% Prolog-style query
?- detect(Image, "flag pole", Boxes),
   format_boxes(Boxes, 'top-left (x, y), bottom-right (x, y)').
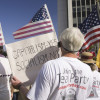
top-left (45, 4), bottom-right (56, 34)
top-left (96, 0), bottom-right (100, 71)
top-left (44, 4), bottom-right (58, 40)
top-left (96, 0), bottom-right (100, 18)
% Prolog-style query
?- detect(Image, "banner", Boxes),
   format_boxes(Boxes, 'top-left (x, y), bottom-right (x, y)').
top-left (6, 33), bottom-right (60, 85)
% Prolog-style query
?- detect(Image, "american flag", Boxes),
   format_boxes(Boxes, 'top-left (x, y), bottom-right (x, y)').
top-left (79, 4), bottom-right (100, 51)
top-left (13, 4), bottom-right (54, 39)
top-left (0, 23), bottom-right (5, 46)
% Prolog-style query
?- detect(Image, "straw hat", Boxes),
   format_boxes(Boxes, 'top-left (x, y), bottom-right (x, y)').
top-left (80, 52), bottom-right (96, 63)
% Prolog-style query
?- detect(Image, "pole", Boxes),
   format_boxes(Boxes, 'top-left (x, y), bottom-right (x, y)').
top-left (96, 0), bottom-right (100, 18)
top-left (96, 0), bottom-right (100, 54)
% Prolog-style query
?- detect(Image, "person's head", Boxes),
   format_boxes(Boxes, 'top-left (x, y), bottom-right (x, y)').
top-left (80, 51), bottom-right (97, 71)
top-left (0, 46), bottom-right (3, 54)
top-left (59, 27), bottom-right (85, 55)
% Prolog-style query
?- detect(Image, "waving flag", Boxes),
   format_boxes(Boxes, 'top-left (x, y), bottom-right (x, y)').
top-left (13, 4), bottom-right (54, 39)
top-left (79, 4), bottom-right (100, 51)
top-left (0, 23), bottom-right (5, 46)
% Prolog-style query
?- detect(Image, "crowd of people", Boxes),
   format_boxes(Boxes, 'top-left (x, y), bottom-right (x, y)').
top-left (0, 27), bottom-right (100, 100)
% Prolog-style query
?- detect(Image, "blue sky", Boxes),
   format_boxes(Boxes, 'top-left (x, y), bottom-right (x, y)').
top-left (0, 0), bottom-right (57, 44)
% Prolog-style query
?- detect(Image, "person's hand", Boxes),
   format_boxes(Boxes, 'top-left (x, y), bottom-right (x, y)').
top-left (11, 76), bottom-right (22, 89)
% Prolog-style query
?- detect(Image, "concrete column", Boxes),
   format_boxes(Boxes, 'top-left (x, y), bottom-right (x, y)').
top-left (57, 0), bottom-right (73, 39)
top-left (68, 0), bottom-right (73, 27)
top-left (57, 0), bottom-right (68, 38)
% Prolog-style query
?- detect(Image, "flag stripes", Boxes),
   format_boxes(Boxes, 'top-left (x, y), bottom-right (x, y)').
top-left (0, 23), bottom-right (5, 46)
top-left (14, 29), bottom-right (53, 39)
top-left (14, 25), bottom-right (52, 36)
top-left (0, 42), bottom-right (3, 45)
top-left (79, 4), bottom-right (100, 51)
top-left (0, 38), bottom-right (2, 41)
top-left (13, 4), bottom-right (54, 39)
top-left (13, 19), bottom-right (53, 39)
top-left (17, 21), bottom-right (51, 31)
top-left (82, 25), bottom-right (100, 50)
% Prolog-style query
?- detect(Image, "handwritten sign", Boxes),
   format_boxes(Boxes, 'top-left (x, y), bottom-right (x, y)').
top-left (6, 33), bottom-right (60, 85)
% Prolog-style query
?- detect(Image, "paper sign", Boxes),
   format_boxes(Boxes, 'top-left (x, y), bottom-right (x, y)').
top-left (6, 33), bottom-right (60, 85)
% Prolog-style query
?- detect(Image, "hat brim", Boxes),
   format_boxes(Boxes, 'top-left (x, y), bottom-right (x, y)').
top-left (81, 60), bottom-right (96, 64)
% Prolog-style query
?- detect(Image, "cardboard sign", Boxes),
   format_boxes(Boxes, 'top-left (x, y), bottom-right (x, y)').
top-left (6, 33), bottom-right (60, 85)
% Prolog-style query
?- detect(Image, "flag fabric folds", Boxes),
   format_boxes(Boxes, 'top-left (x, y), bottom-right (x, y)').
top-left (79, 4), bottom-right (100, 51)
top-left (13, 4), bottom-right (54, 39)
top-left (0, 23), bottom-right (5, 46)
top-left (96, 48), bottom-right (100, 68)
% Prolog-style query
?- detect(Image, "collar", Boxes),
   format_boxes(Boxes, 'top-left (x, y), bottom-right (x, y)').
top-left (64, 53), bottom-right (78, 58)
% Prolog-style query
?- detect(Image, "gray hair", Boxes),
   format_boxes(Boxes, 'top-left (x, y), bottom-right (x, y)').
top-left (59, 27), bottom-right (85, 52)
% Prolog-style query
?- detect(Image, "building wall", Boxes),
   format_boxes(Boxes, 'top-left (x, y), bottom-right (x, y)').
top-left (72, 0), bottom-right (96, 27)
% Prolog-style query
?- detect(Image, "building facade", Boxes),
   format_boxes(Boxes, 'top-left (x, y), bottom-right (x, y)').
top-left (57, 0), bottom-right (100, 36)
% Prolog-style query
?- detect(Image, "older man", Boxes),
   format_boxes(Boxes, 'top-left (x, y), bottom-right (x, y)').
top-left (11, 27), bottom-right (93, 100)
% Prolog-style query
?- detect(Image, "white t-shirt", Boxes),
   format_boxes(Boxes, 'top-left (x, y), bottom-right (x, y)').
top-left (87, 70), bottom-right (100, 100)
top-left (27, 57), bottom-right (93, 100)
top-left (0, 57), bottom-right (12, 100)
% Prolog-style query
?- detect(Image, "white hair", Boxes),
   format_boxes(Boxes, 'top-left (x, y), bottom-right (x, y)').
top-left (59, 27), bottom-right (85, 52)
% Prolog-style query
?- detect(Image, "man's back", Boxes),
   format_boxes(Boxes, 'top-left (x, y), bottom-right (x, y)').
top-left (27, 57), bottom-right (93, 100)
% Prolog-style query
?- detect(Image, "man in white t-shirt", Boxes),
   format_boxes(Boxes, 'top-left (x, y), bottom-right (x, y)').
top-left (80, 52), bottom-right (100, 100)
top-left (0, 46), bottom-right (12, 100)
top-left (11, 27), bottom-right (93, 100)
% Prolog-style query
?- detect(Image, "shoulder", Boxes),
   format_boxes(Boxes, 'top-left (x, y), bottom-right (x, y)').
top-left (0, 57), bottom-right (9, 64)
top-left (0, 57), bottom-right (8, 61)
top-left (0, 57), bottom-right (11, 70)
top-left (79, 61), bottom-right (91, 69)
top-left (40, 58), bottom-right (62, 74)
top-left (43, 57), bottom-right (60, 66)
top-left (93, 71), bottom-right (100, 76)
top-left (76, 60), bottom-right (93, 76)
top-left (42, 57), bottom-right (64, 70)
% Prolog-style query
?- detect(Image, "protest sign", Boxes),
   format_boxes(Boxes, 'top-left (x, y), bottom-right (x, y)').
top-left (6, 33), bottom-right (60, 85)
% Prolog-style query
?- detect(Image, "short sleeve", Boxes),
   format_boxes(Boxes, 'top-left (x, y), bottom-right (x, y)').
top-left (27, 61), bottom-right (52, 100)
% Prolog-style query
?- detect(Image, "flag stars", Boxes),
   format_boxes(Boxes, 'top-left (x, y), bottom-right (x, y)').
top-left (32, 5), bottom-right (49, 22)
top-left (79, 5), bottom-right (100, 35)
